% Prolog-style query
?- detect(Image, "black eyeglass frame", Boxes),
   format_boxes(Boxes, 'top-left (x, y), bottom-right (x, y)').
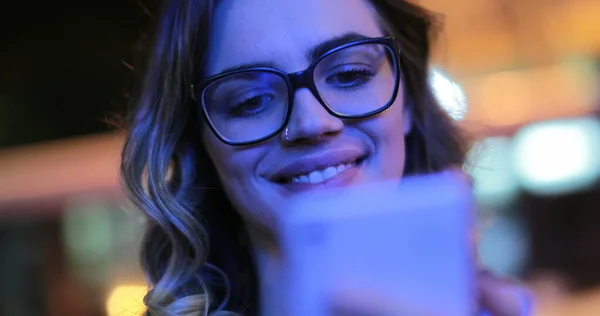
top-left (191, 36), bottom-right (402, 146)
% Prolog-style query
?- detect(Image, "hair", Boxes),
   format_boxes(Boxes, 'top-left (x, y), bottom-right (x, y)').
top-left (120, 0), bottom-right (470, 315)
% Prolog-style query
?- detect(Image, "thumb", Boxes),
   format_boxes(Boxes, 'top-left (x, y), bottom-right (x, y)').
top-left (479, 272), bottom-right (534, 316)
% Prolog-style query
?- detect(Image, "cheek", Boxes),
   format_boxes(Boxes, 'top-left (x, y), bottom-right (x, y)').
top-left (201, 128), bottom-right (248, 197)
top-left (381, 115), bottom-right (407, 169)
top-left (202, 128), bottom-right (277, 226)
top-left (368, 100), bottom-right (408, 177)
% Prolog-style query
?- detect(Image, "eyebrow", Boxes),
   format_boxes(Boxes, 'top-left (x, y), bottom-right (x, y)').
top-left (306, 32), bottom-right (370, 62)
top-left (219, 62), bottom-right (279, 75)
top-left (216, 32), bottom-right (371, 75)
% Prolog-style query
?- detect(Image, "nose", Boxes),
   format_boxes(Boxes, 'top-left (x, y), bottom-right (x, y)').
top-left (281, 89), bottom-right (343, 144)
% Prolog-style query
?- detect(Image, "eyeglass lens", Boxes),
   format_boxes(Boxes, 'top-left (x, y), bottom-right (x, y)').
top-left (202, 43), bottom-right (397, 144)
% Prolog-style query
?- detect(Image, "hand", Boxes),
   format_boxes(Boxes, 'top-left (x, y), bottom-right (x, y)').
top-left (479, 270), bottom-right (533, 316)
top-left (449, 166), bottom-right (534, 315)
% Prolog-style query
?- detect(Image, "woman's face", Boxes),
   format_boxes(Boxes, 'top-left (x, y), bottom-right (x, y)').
top-left (202, 0), bottom-right (411, 228)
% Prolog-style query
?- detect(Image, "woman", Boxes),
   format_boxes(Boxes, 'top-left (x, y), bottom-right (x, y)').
top-left (121, 0), bottom-right (531, 315)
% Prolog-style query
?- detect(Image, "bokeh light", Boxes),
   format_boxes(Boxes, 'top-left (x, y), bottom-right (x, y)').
top-left (106, 285), bottom-right (147, 316)
top-left (513, 117), bottom-right (600, 195)
top-left (468, 137), bottom-right (519, 206)
top-left (430, 69), bottom-right (468, 121)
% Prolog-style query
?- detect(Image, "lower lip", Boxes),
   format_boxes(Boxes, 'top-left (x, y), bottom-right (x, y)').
top-left (276, 160), bottom-right (363, 192)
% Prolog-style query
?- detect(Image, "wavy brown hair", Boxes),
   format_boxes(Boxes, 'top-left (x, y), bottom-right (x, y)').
top-left (121, 0), bottom-right (469, 315)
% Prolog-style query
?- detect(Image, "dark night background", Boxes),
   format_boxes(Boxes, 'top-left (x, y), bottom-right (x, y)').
top-left (0, 0), bottom-right (161, 149)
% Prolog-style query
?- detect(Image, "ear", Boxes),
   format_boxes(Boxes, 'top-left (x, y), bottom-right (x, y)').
top-left (401, 82), bottom-right (413, 136)
top-left (403, 107), bottom-right (412, 135)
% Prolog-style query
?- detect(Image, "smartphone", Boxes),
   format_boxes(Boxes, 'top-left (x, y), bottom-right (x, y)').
top-left (277, 172), bottom-right (476, 316)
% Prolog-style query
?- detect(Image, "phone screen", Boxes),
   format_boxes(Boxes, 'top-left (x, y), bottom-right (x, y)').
top-left (277, 173), bottom-right (476, 316)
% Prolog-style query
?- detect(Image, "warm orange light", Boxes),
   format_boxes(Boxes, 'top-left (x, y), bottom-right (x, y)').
top-left (106, 285), bottom-right (147, 316)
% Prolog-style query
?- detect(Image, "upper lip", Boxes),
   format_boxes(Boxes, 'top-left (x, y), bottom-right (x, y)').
top-left (266, 148), bottom-right (367, 182)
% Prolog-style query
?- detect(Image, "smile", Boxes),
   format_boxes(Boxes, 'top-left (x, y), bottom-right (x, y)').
top-left (270, 151), bottom-right (368, 191)
top-left (288, 161), bottom-right (358, 184)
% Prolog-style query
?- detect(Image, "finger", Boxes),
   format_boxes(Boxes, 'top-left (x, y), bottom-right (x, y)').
top-left (478, 271), bottom-right (533, 316)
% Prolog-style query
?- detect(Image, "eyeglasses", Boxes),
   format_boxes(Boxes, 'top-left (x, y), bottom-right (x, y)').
top-left (192, 36), bottom-right (401, 146)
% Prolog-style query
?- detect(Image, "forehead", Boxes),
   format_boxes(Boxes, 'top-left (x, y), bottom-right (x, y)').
top-left (205, 0), bottom-right (384, 75)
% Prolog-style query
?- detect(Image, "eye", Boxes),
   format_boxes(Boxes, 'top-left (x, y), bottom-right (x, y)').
top-left (325, 67), bottom-right (375, 89)
top-left (228, 93), bottom-right (276, 118)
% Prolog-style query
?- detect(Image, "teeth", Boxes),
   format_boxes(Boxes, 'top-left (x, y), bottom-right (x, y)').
top-left (322, 166), bottom-right (338, 179)
top-left (308, 170), bottom-right (324, 183)
top-left (298, 175), bottom-right (310, 183)
top-left (290, 162), bottom-right (354, 184)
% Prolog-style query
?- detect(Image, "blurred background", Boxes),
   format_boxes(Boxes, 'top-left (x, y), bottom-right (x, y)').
top-left (0, 0), bottom-right (599, 315)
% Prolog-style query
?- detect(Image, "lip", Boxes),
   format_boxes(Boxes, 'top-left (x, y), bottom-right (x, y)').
top-left (266, 148), bottom-right (367, 183)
